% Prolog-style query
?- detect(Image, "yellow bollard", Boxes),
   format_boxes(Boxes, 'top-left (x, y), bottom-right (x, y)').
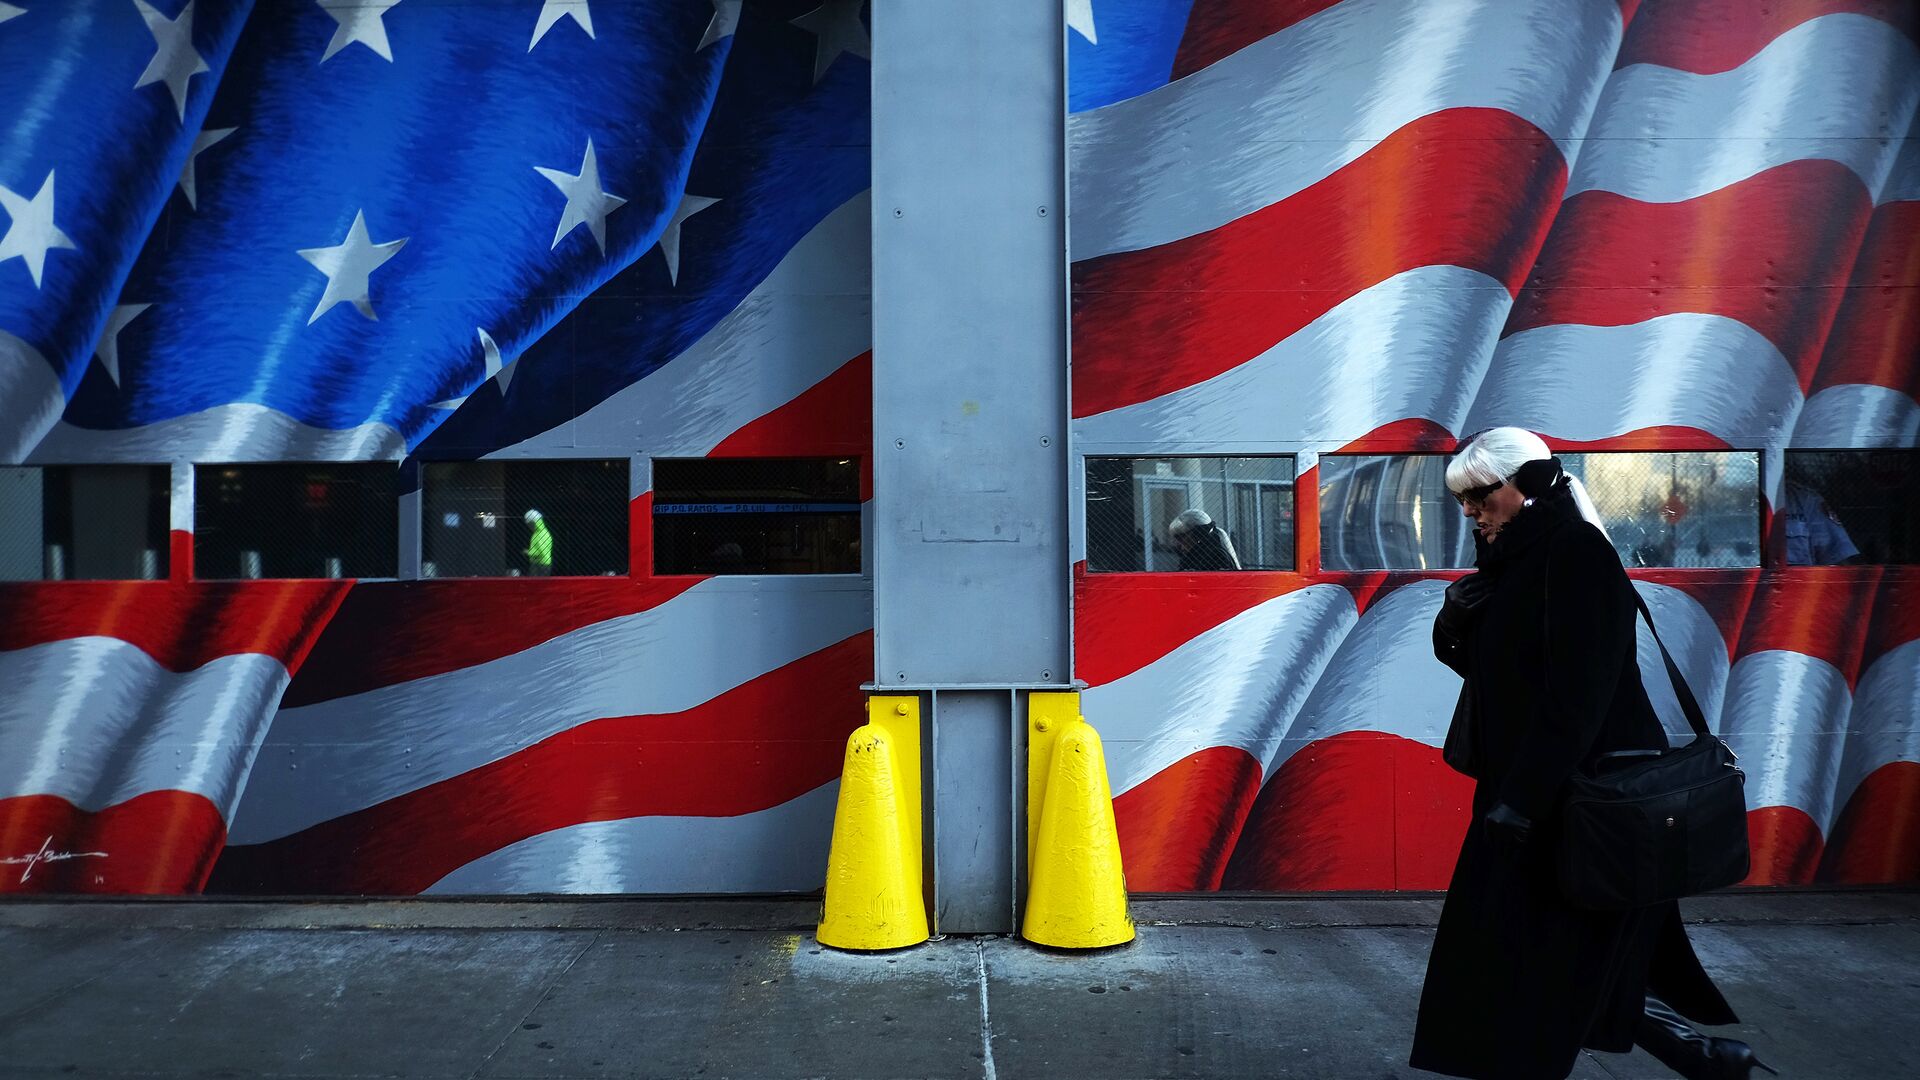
top-left (817, 696), bottom-right (928, 950)
top-left (1023, 693), bottom-right (1134, 949)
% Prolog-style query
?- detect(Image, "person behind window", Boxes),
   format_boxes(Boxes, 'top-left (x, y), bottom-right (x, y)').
top-left (523, 509), bottom-right (554, 577)
top-left (1781, 481), bottom-right (1861, 565)
top-left (1412, 427), bottom-right (1768, 1080)
top-left (1167, 507), bottom-right (1240, 570)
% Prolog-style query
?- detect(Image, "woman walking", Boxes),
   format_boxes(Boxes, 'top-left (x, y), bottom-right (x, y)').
top-left (1408, 428), bottom-right (1771, 1080)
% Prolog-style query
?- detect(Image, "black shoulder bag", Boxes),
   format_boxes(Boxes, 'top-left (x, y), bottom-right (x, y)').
top-left (1554, 589), bottom-right (1753, 910)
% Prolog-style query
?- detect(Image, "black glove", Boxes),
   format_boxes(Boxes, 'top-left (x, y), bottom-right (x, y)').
top-left (1435, 572), bottom-right (1493, 646)
top-left (1483, 802), bottom-right (1533, 853)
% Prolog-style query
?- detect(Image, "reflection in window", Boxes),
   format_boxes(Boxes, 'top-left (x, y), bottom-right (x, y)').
top-left (1318, 455), bottom-right (1470, 571)
top-left (1563, 452), bottom-right (1759, 569)
top-left (1783, 450), bottom-right (1920, 565)
top-left (0, 465), bottom-right (170, 581)
top-left (653, 458), bottom-right (862, 575)
top-left (423, 460), bottom-right (629, 578)
top-left (1085, 457), bottom-right (1294, 572)
top-left (194, 464), bottom-right (396, 579)
top-left (1318, 451), bottom-right (1762, 571)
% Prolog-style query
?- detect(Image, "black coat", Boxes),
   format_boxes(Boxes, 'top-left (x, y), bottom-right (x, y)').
top-left (1409, 485), bottom-right (1735, 1080)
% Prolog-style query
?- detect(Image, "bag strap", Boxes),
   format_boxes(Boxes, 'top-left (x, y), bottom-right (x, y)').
top-left (1544, 537), bottom-right (1713, 741)
top-left (1627, 589), bottom-right (1714, 740)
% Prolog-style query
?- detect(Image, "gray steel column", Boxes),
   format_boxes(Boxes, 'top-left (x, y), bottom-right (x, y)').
top-left (871, 1), bottom-right (1070, 933)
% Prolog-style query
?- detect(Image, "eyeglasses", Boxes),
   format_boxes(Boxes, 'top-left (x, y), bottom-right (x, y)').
top-left (1451, 478), bottom-right (1507, 508)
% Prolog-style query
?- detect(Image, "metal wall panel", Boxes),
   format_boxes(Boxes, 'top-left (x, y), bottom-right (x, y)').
top-left (871, 0), bottom-right (1070, 686)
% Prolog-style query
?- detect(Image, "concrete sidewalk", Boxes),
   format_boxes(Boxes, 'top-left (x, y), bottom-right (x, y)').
top-left (0, 892), bottom-right (1914, 1079)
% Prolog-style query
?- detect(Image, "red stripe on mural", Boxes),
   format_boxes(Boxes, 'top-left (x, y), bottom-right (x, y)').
top-left (1113, 744), bottom-right (1263, 891)
top-left (1221, 730), bottom-right (1473, 891)
top-left (710, 352), bottom-right (871, 460)
top-left (1169, 0), bottom-right (1346, 80)
top-left (1617, 0), bottom-right (1920, 75)
top-left (1075, 568), bottom-right (1322, 687)
top-left (1735, 568), bottom-right (1881, 680)
top-left (709, 351), bottom-right (874, 500)
top-left (0, 791), bottom-right (227, 895)
top-left (1865, 572), bottom-right (1920, 667)
top-left (1820, 759), bottom-right (1920, 883)
top-left (1809, 201), bottom-right (1920, 397)
top-left (209, 633), bottom-right (872, 895)
top-left (1743, 803), bottom-right (1825, 884)
top-left (1072, 108), bottom-right (1566, 419)
top-left (1507, 160), bottom-right (1874, 387)
top-left (284, 493), bottom-right (701, 707)
top-left (0, 580), bottom-right (350, 674)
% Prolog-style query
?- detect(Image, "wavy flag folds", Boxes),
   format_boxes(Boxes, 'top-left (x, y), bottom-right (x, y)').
top-left (1072, 0), bottom-right (1920, 891)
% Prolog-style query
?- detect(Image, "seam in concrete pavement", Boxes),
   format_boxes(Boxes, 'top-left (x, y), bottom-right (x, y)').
top-left (466, 926), bottom-right (603, 1080)
top-left (975, 938), bottom-right (998, 1080)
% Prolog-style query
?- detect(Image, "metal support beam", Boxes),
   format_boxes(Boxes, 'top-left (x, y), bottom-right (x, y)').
top-left (871, 1), bottom-right (1070, 932)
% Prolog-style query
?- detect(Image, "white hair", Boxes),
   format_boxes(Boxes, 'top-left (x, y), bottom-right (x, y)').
top-left (1446, 426), bottom-right (1609, 537)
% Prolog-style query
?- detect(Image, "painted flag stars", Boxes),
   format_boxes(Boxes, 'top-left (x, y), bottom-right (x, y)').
top-left (530, 0), bottom-right (593, 51)
top-left (0, 170), bottom-right (76, 289)
top-left (536, 138), bottom-right (627, 254)
top-left (177, 127), bottom-right (236, 210)
top-left (700, 0), bottom-right (742, 51)
top-left (297, 210), bottom-right (409, 325)
top-left (317, 0), bottom-right (403, 64)
top-left (134, 0), bottom-right (210, 121)
top-left (792, 0), bottom-right (868, 83)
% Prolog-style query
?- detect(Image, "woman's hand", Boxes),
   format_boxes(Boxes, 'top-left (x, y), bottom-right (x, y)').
top-left (1435, 572), bottom-right (1493, 645)
top-left (1482, 802), bottom-right (1533, 853)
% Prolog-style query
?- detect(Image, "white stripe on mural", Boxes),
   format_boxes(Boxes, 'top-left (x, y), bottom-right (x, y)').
top-left (1634, 582), bottom-right (1734, 742)
top-left (424, 781), bottom-right (838, 895)
top-left (1570, 15), bottom-right (1920, 203)
top-left (1, 331), bottom-right (67, 465)
top-left (0, 637), bottom-right (289, 815)
top-left (1068, 0), bottom-right (1622, 261)
top-left (1072, 265), bottom-right (1509, 445)
top-left (1880, 133), bottom-right (1920, 203)
top-left (1269, 580), bottom-right (1459, 780)
top-left (499, 191), bottom-right (872, 457)
top-left (29, 402), bottom-right (408, 464)
top-left (1832, 639), bottom-right (1920, 815)
top-left (1721, 649), bottom-right (1853, 832)
top-left (1791, 384), bottom-right (1920, 448)
top-left (1465, 314), bottom-right (1805, 448)
top-left (225, 580), bottom-right (872, 846)
top-left (1085, 584), bottom-right (1357, 797)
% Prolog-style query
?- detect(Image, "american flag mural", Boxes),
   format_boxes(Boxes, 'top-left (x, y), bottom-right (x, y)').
top-left (0, 0), bottom-right (873, 894)
top-left (2, 0), bottom-right (1917, 899)
top-left (1070, 0), bottom-right (1920, 891)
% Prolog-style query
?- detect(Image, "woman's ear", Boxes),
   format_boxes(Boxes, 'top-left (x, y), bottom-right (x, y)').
top-left (1512, 456), bottom-right (1564, 498)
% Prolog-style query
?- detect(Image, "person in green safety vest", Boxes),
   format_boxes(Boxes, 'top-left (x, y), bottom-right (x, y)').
top-left (523, 509), bottom-right (554, 576)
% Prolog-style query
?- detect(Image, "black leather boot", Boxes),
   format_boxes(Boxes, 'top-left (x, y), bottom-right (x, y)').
top-left (1635, 994), bottom-right (1778, 1079)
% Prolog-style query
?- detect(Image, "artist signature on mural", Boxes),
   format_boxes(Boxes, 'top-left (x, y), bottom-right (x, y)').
top-left (2, 836), bottom-right (108, 884)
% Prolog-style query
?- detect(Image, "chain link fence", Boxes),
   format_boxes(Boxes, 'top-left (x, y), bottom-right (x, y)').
top-left (652, 457), bottom-right (862, 575)
top-left (194, 464), bottom-right (397, 579)
top-left (423, 459), bottom-right (628, 578)
top-left (1783, 450), bottom-right (1919, 565)
top-left (1317, 451), bottom-right (1762, 571)
top-left (1086, 456), bottom-right (1295, 572)
top-left (0, 465), bottom-right (170, 581)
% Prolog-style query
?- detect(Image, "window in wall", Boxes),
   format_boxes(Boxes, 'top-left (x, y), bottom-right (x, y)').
top-left (652, 457), bottom-right (862, 575)
top-left (1317, 451), bottom-right (1762, 571)
top-left (0, 465), bottom-right (170, 581)
top-left (194, 464), bottom-right (397, 579)
top-left (1782, 450), bottom-right (1920, 565)
top-left (1318, 455), bottom-right (1469, 571)
top-left (1564, 452), bottom-right (1760, 569)
top-left (422, 459), bottom-right (629, 578)
top-left (1085, 456), bottom-right (1294, 572)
